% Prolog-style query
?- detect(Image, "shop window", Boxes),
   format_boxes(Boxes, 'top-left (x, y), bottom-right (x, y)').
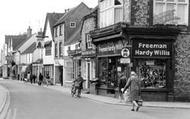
top-left (138, 59), bottom-right (167, 89)
top-left (154, 0), bottom-right (189, 25)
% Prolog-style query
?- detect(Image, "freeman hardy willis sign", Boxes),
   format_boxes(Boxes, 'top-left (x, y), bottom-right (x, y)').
top-left (132, 40), bottom-right (172, 58)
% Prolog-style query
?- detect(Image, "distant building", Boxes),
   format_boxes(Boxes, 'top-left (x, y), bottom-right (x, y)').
top-left (54, 2), bottom-right (91, 86)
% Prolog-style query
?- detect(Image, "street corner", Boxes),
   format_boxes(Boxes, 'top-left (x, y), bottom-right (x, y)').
top-left (0, 85), bottom-right (10, 119)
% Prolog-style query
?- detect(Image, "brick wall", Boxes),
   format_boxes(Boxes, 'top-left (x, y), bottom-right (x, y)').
top-left (174, 34), bottom-right (190, 101)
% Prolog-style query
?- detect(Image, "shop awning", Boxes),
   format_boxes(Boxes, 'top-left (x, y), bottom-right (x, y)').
top-left (93, 32), bottom-right (122, 42)
top-left (44, 41), bottom-right (52, 47)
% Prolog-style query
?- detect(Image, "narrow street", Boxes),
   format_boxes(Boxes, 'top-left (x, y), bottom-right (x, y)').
top-left (0, 79), bottom-right (190, 119)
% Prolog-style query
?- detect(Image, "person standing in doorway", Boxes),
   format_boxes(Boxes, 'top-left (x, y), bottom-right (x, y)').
top-left (122, 71), bottom-right (141, 111)
top-left (59, 73), bottom-right (63, 86)
top-left (118, 72), bottom-right (127, 102)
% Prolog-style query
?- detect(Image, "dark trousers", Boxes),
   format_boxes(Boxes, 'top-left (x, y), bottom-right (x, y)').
top-left (74, 87), bottom-right (81, 97)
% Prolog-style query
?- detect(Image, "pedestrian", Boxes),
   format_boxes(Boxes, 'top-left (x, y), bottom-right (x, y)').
top-left (118, 72), bottom-right (127, 102)
top-left (73, 74), bottom-right (84, 97)
top-left (33, 74), bottom-right (36, 84)
top-left (39, 73), bottom-right (43, 86)
top-left (46, 74), bottom-right (50, 86)
top-left (27, 72), bottom-right (31, 83)
top-left (122, 71), bottom-right (141, 111)
top-left (30, 74), bottom-right (32, 83)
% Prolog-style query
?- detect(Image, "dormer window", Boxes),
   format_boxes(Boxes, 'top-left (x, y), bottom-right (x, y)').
top-left (70, 22), bottom-right (76, 28)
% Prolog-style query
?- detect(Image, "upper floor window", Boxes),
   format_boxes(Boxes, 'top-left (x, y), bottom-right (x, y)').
top-left (59, 42), bottom-right (63, 57)
top-left (154, 0), bottom-right (189, 25)
top-left (55, 43), bottom-right (58, 57)
top-left (70, 22), bottom-right (76, 28)
top-left (86, 34), bottom-right (93, 49)
top-left (75, 43), bottom-right (80, 50)
top-left (45, 47), bottom-right (51, 56)
top-left (99, 0), bottom-right (123, 28)
top-left (59, 24), bottom-right (64, 36)
top-left (54, 27), bottom-right (58, 37)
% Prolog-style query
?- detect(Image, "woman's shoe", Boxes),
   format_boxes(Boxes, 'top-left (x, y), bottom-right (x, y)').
top-left (131, 109), bottom-right (135, 111)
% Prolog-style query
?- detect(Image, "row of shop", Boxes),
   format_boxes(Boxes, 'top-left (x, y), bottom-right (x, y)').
top-left (70, 23), bottom-right (184, 101)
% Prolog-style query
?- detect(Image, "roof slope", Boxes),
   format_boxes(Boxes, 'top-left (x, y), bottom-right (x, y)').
top-left (5, 34), bottom-right (28, 51)
top-left (55, 2), bottom-right (91, 45)
top-left (22, 42), bottom-right (36, 54)
top-left (43, 13), bottom-right (64, 38)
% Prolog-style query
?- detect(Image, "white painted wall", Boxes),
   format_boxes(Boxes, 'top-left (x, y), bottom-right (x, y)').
top-left (43, 20), bottom-right (55, 65)
top-left (33, 48), bottom-right (41, 62)
top-left (20, 53), bottom-right (32, 64)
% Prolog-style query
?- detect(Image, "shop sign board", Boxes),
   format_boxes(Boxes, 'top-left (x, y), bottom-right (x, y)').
top-left (133, 40), bottom-right (172, 58)
top-left (97, 40), bottom-right (124, 56)
top-left (82, 50), bottom-right (96, 57)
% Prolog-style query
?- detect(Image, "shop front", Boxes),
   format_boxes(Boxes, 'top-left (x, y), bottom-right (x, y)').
top-left (91, 23), bottom-right (180, 101)
top-left (81, 49), bottom-right (96, 92)
top-left (95, 39), bottom-right (131, 97)
top-left (132, 38), bottom-right (174, 101)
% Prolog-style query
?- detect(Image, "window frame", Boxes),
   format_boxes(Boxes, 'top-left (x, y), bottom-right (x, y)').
top-left (99, 0), bottom-right (124, 28)
top-left (85, 33), bottom-right (93, 49)
top-left (59, 42), bottom-right (63, 57)
top-left (70, 22), bottom-right (76, 28)
top-left (45, 46), bottom-right (51, 56)
top-left (154, 0), bottom-right (189, 25)
top-left (55, 42), bottom-right (58, 57)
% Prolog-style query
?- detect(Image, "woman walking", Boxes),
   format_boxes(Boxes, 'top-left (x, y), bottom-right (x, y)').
top-left (122, 71), bottom-right (141, 111)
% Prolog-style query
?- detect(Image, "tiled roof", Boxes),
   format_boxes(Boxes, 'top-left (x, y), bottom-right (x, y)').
top-left (64, 23), bottom-right (81, 46)
top-left (22, 42), bottom-right (36, 54)
top-left (55, 2), bottom-right (90, 26)
top-left (5, 34), bottom-right (28, 51)
top-left (54, 2), bottom-right (91, 46)
top-left (43, 13), bottom-right (64, 38)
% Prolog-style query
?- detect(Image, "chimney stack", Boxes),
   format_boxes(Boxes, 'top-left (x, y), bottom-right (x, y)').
top-left (27, 26), bottom-right (32, 37)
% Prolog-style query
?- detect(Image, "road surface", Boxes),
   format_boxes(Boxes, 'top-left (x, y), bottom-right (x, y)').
top-left (0, 79), bottom-right (190, 119)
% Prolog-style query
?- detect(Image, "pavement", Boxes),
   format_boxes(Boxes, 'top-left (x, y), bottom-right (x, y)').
top-left (0, 79), bottom-right (10, 119)
top-left (43, 84), bottom-right (190, 109)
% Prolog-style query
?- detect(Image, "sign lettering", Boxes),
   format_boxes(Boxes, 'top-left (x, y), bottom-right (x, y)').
top-left (133, 40), bottom-right (172, 58)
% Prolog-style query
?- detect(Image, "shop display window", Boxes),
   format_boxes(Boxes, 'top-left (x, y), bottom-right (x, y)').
top-left (138, 59), bottom-right (166, 89)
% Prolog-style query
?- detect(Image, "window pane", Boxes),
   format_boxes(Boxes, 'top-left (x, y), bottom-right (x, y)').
top-left (114, 7), bottom-right (123, 23)
top-left (166, 3), bottom-right (175, 11)
top-left (155, 3), bottom-right (164, 15)
top-left (177, 4), bottom-right (186, 24)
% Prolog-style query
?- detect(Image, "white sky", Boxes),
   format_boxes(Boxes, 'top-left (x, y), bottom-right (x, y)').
top-left (0, 0), bottom-right (98, 50)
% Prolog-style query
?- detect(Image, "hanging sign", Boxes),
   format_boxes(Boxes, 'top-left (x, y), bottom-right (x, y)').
top-left (121, 48), bottom-right (130, 58)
